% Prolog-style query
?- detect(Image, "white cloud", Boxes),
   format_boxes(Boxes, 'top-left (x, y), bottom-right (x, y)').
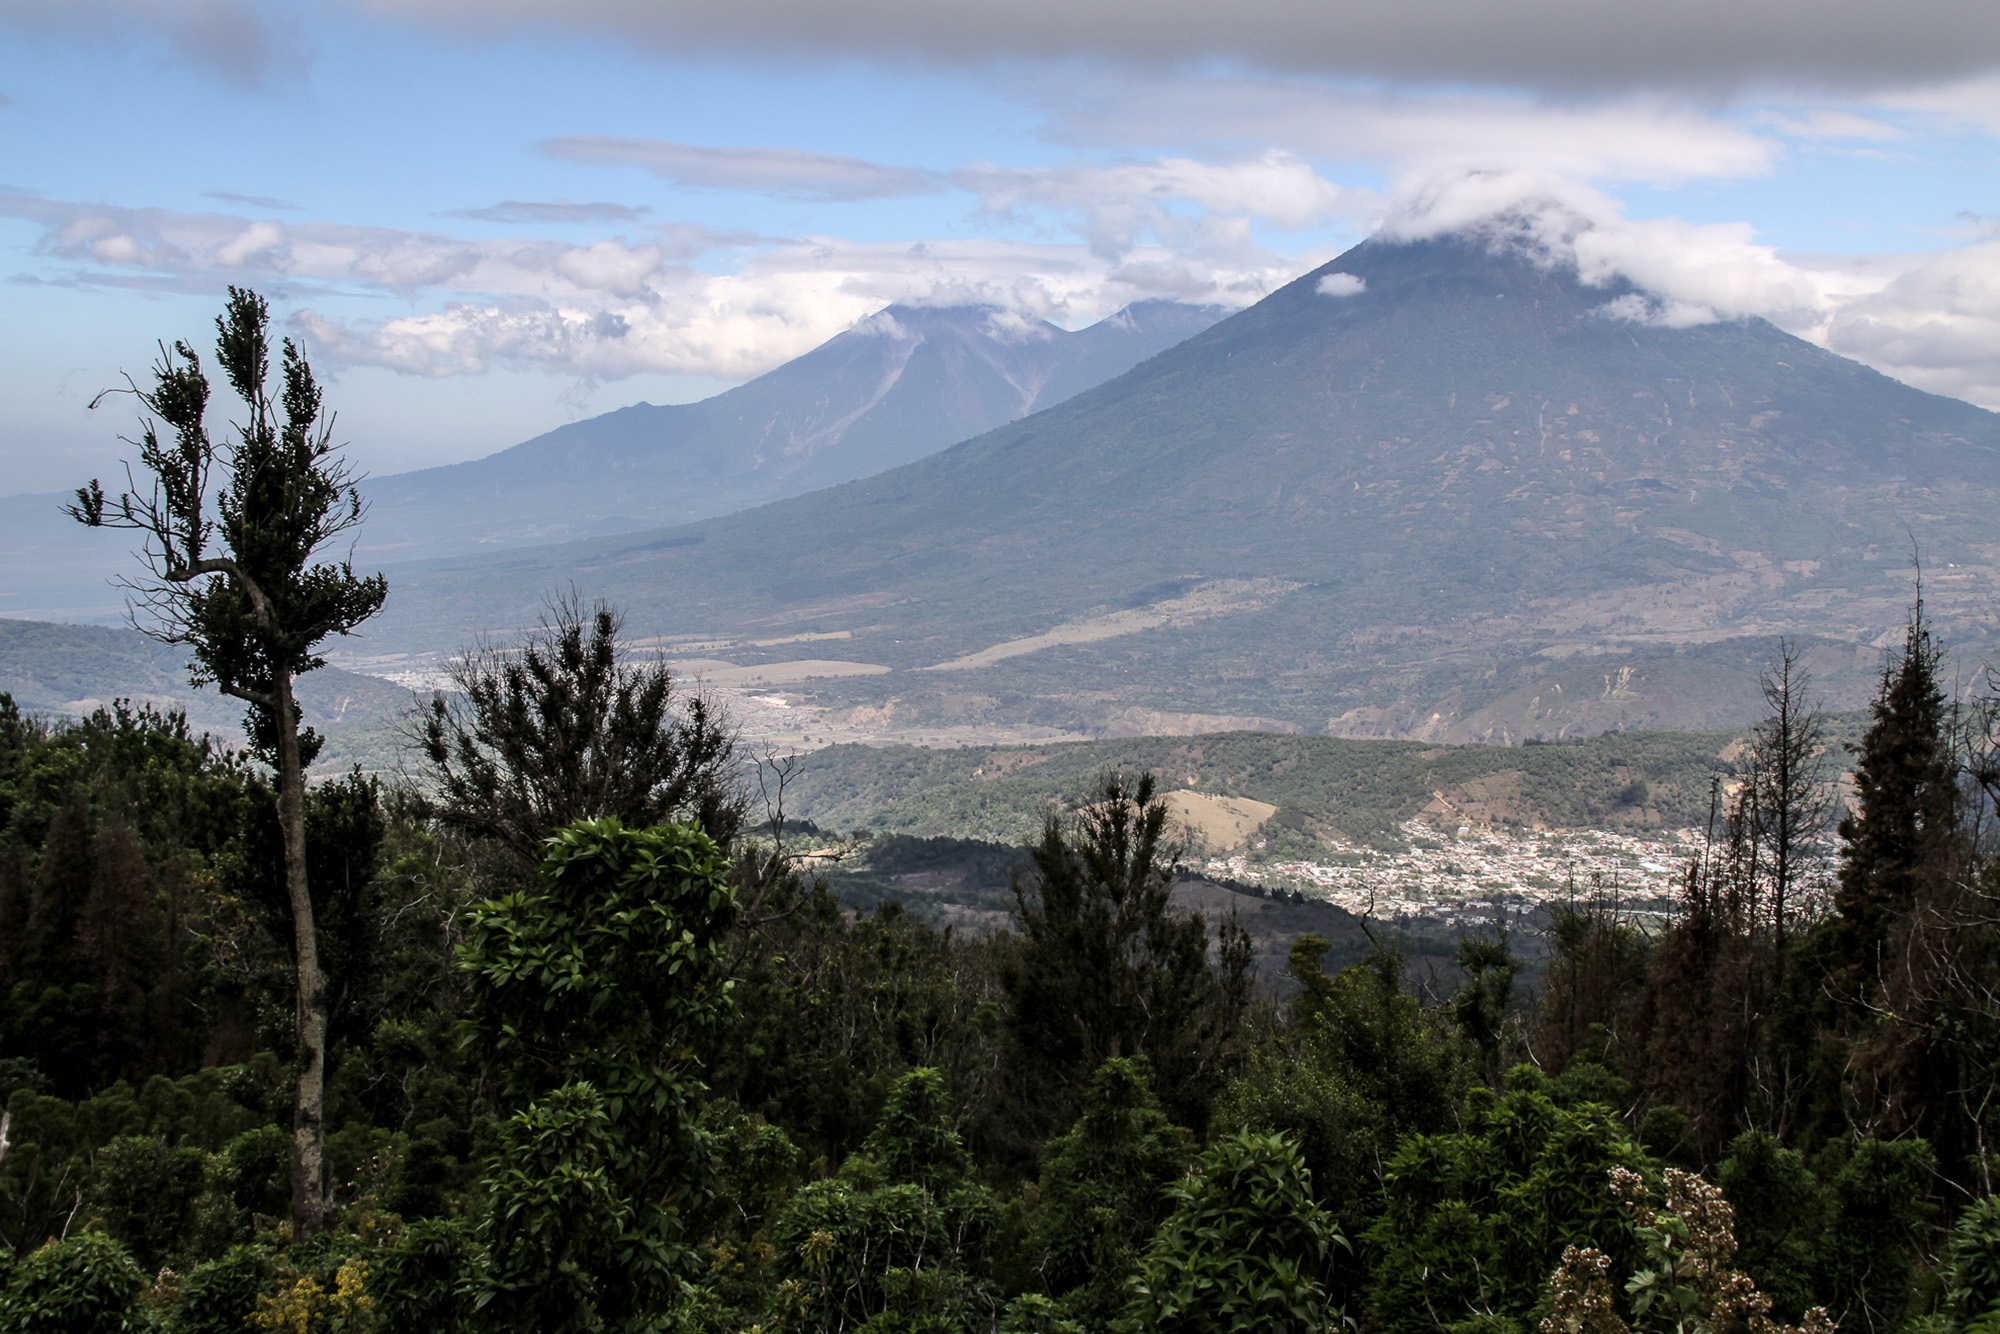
top-left (1031, 76), bottom-right (1779, 186)
top-left (1753, 108), bottom-right (1907, 142)
top-left (203, 190), bottom-right (299, 210)
top-left (444, 199), bottom-right (653, 224)
top-left (1869, 73), bottom-right (2000, 136)
top-left (1316, 272), bottom-right (1364, 296)
top-left (0, 191), bottom-right (1309, 380)
top-left (959, 151), bottom-right (1364, 263)
top-left (296, 233), bottom-right (1304, 379)
top-left (1822, 240), bottom-right (2000, 405)
top-left (541, 136), bottom-right (941, 201)
top-left (1372, 166), bottom-right (2000, 408)
top-left (0, 192), bottom-right (733, 288)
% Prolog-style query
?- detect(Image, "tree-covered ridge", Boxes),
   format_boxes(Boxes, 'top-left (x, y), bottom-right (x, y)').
top-left (783, 724), bottom-right (1833, 845)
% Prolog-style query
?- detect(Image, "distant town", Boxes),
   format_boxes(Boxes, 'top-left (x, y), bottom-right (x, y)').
top-left (1206, 818), bottom-right (1721, 925)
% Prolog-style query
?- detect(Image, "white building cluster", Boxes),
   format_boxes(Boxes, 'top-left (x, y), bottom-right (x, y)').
top-left (1204, 819), bottom-right (1703, 924)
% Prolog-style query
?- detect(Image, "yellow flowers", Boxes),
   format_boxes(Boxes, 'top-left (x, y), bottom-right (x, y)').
top-left (250, 1258), bottom-right (373, 1334)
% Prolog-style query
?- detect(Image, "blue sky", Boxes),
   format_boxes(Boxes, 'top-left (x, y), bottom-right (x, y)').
top-left (3, 0), bottom-right (2000, 493)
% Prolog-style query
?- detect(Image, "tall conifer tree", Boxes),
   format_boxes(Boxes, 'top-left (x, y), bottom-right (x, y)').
top-left (1834, 595), bottom-right (1956, 970)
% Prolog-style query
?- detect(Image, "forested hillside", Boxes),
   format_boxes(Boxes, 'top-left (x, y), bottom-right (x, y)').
top-left (783, 725), bottom-right (1802, 844)
top-left (5, 600), bottom-right (2000, 1334)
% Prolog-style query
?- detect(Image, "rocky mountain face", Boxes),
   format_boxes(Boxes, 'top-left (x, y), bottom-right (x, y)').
top-left (304, 233), bottom-right (2000, 738)
top-left (355, 300), bottom-right (1224, 561)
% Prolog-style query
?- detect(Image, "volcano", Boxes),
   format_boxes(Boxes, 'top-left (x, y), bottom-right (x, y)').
top-left (361, 232), bottom-right (2000, 740)
top-left (355, 300), bottom-right (1224, 561)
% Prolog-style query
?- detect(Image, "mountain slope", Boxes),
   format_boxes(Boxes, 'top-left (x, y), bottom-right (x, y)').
top-left (0, 618), bottom-right (415, 773)
top-left (357, 300), bottom-right (1223, 560)
top-left (356, 232), bottom-right (2000, 739)
top-left (0, 490), bottom-right (130, 624)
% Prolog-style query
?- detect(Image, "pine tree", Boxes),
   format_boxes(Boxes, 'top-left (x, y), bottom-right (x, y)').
top-left (998, 772), bottom-right (1249, 1147)
top-left (1834, 596), bottom-right (1956, 971)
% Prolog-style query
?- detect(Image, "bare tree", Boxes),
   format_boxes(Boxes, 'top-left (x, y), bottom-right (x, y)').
top-left (1749, 641), bottom-right (1833, 946)
top-left (68, 288), bottom-right (387, 1237)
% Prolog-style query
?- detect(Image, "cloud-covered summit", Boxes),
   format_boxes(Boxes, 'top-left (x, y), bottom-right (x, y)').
top-left (1373, 169), bottom-right (2000, 406)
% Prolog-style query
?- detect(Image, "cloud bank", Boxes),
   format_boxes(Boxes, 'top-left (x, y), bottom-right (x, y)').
top-left (13, 0), bottom-right (2000, 94)
top-left (370, 0), bottom-right (2000, 92)
top-left (0, 187), bottom-right (1310, 380)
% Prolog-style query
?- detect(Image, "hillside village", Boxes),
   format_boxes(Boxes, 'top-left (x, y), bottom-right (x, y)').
top-left (1203, 817), bottom-right (1700, 924)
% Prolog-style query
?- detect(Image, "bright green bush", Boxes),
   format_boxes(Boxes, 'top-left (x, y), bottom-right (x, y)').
top-left (997, 1292), bottom-right (1085, 1334)
top-left (1120, 1128), bottom-right (1345, 1334)
top-left (224, 1126), bottom-right (292, 1222)
top-left (0, 1229), bottom-right (145, 1334)
top-left (769, 1069), bottom-right (998, 1334)
top-left (460, 817), bottom-right (739, 1333)
top-left (1717, 1131), bottom-right (1824, 1321)
top-left (477, 1082), bottom-right (630, 1334)
top-left (169, 1244), bottom-right (273, 1334)
top-left (1216, 932), bottom-right (1466, 1297)
top-left (1812, 1136), bottom-right (1935, 1334)
top-left (1014, 1056), bottom-right (1190, 1328)
top-left (86, 1135), bottom-right (210, 1271)
top-left (1944, 1196), bottom-right (2000, 1328)
top-left (1362, 1065), bottom-right (1648, 1333)
top-left (371, 1219), bottom-right (477, 1333)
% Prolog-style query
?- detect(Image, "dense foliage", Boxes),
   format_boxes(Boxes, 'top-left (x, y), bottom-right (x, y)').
top-left (10, 595), bottom-right (2000, 1334)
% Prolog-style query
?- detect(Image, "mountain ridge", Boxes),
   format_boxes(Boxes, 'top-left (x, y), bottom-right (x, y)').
top-left (355, 298), bottom-right (1225, 560)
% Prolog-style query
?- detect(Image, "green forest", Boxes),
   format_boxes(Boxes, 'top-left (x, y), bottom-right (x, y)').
top-left (6, 588), bottom-right (2000, 1334)
top-left (9, 290), bottom-right (2000, 1334)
